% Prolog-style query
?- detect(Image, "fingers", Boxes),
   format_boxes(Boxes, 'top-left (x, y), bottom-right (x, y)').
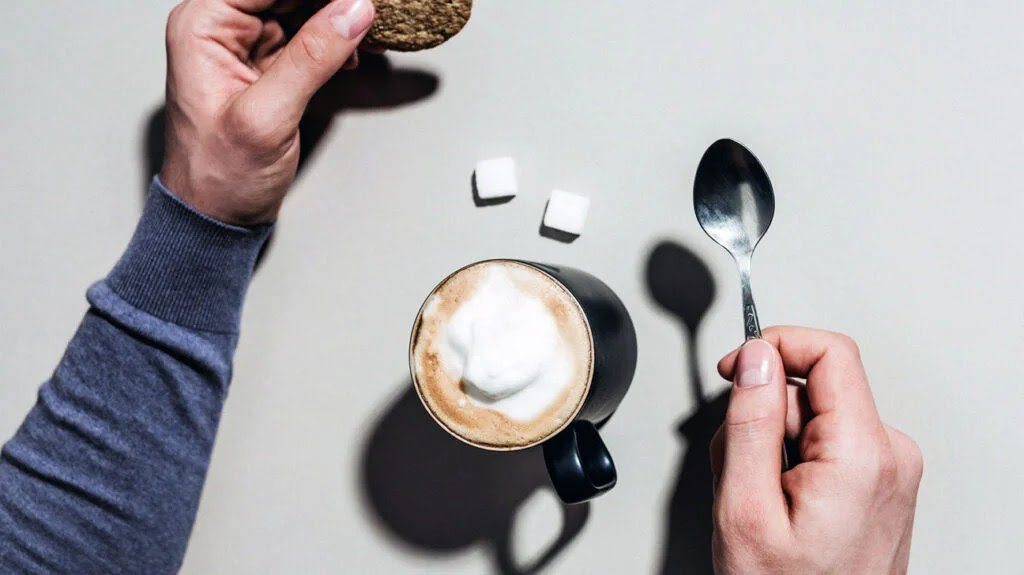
top-left (784, 379), bottom-right (813, 439)
top-left (714, 340), bottom-right (790, 520)
top-left (251, 20), bottom-right (288, 71)
top-left (239, 0), bottom-right (374, 128)
top-left (710, 380), bottom-right (811, 484)
top-left (885, 425), bottom-right (925, 489)
top-left (718, 326), bottom-right (880, 428)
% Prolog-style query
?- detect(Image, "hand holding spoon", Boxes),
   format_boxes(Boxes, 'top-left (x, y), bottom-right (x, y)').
top-left (693, 139), bottom-right (775, 341)
top-left (694, 139), bottom-right (790, 468)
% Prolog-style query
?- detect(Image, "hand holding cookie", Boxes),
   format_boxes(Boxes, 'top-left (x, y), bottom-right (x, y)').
top-left (160, 0), bottom-right (473, 225)
top-left (160, 0), bottom-right (375, 225)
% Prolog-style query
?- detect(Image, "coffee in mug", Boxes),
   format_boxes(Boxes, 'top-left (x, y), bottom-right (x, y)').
top-left (410, 259), bottom-right (637, 504)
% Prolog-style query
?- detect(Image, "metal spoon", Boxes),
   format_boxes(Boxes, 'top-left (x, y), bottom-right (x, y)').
top-left (693, 139), bottom-right (775, 341)
top-left (694, 139), bottom-right (790, 469)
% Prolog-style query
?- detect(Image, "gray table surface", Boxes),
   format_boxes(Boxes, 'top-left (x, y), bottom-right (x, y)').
top-left (2, 1), bottom-right (1022, 573)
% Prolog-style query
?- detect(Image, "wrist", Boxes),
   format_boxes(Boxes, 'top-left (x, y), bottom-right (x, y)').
top-left (105, 177), bottom-right (274, 332)
top-left (159, 156), bottom-right (284, 227)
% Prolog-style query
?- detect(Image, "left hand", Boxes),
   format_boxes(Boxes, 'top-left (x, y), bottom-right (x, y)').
top-left (159, 0), bottom-right (375, 225)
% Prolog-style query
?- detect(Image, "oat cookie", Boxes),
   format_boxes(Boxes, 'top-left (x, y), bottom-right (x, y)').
top-left (365, 0), bottom-right (473, 52)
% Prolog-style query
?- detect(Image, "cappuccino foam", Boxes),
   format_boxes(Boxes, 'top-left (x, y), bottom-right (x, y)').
top-left (412, 261), bottom-right (593, 449)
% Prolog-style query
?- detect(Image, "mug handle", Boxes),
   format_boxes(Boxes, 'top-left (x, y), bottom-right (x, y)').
top-left (542, 421), bottom-right (617, 505)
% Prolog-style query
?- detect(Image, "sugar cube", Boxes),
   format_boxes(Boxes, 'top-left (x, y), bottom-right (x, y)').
top-left (543, 190), bottom-right (591, 236)
top-left (474, 157), bottom-right (518, 200)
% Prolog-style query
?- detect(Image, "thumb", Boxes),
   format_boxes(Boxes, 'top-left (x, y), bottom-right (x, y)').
top-left (242, 0), bottom-right (374, 128)
top-left (717, 339), bottom-right (788, 513)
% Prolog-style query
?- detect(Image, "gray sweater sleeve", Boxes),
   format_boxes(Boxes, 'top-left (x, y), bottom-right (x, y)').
top-left (0, 178), bottom-right (272, 574)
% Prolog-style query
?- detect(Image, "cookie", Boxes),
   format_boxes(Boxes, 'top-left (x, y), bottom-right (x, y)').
top-left (365, 0), bottom-right (473, 52)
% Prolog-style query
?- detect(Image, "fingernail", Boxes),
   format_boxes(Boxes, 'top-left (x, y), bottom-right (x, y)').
top-left (330, 0), bottom-right (374, 40)
top-left (735, 339), bottom-right (774, 388)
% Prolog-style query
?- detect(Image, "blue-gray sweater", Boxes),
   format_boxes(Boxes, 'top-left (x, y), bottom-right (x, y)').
top-left (0, 178), bottom-right (272, 573)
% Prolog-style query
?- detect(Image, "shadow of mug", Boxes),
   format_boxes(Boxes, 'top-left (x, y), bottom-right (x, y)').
top-left (361, 384), bottom-right (590, 575)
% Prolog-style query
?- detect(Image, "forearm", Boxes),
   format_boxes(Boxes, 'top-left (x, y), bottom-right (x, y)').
top-left (0, 178), bottom-right (271, 573)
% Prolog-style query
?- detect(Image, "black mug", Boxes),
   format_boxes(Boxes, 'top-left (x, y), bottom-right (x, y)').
top-left (410, 259), bottom-right (638, 505)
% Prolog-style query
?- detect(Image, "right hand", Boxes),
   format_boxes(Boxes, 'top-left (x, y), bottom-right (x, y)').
top-left (160, 0), bottom-right (375, 226)
top-left (710, 327), bottom-right (923, 574)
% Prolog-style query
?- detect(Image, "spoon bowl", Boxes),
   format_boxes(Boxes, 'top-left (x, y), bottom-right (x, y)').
top-left (694, 139), bottom-right (775, 256)
top-left (693, 138), bottom-right (776, 340)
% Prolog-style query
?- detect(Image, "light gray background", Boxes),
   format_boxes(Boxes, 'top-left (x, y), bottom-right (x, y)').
top-left (2, 1), bottom-right (1022, 573)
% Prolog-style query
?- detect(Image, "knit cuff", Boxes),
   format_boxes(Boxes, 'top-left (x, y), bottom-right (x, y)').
top-left (106, 177), bottom-right (273, 333)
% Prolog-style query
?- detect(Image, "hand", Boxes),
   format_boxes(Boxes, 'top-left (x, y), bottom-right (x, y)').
top-left (160, 0), bottom-right (375, 225)
top-left (710, 328), bottom-right (923, 574)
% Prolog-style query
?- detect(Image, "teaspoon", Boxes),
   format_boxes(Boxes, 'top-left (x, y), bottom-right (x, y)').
top-left (693, 139), bottom-right (775, 341)
top-left (694, 138), bottom-right (790, 469)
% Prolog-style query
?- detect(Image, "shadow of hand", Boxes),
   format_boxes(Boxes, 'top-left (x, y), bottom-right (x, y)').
top-left (659, 390), bottom-right (729, 575)
top-left (143, 52), bottom-right (439, 188)
top-left (298, 53), bottom-right (440, 169)
top-left (141, 53), bottom-right (438, 269)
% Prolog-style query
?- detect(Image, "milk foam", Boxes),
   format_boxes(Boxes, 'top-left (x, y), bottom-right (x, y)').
top-left (439, 266), bottom-right (574, 422)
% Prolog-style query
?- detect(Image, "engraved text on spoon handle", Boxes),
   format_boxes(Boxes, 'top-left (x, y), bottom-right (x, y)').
top-left (736, 255), bottom-right (761, 340)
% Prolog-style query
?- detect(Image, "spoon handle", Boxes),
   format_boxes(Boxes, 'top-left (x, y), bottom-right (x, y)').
top-left (736, 255), bottom-right (761, 340)
top-left (737, 255), bottom-right (790, 470)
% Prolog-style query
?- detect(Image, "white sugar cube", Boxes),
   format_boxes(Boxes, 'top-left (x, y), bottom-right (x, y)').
top-left (543, 190), bottom-right (591, 235)
top-left (474, 157), bottom-right (518, 200)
